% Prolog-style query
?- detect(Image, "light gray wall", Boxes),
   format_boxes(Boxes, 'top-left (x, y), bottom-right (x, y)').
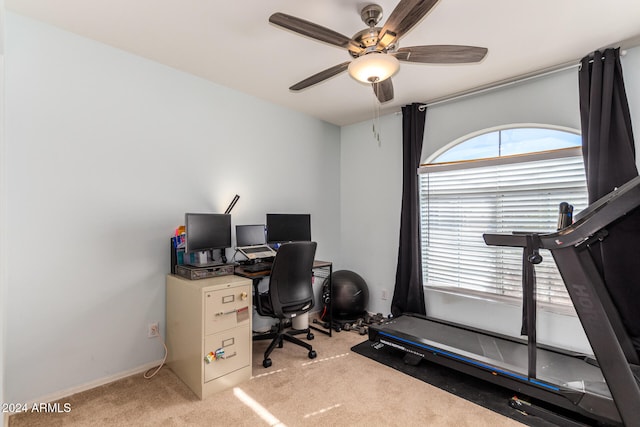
top-left (339, 114), bottom-right (403, 315)
top-left (4, 13), bottom-right (340, 404)
top-left (624, 48), bottom-right (640, 172)
top-left (340, 46), bottom-right (640, 354)
top-left (1, 0), bottom-right (6, 417)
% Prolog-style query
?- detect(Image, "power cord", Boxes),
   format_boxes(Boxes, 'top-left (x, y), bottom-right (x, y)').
top-left (231, 249), bottom-right (248, 264)
top-left (144, 325), bottom-right (168, 379)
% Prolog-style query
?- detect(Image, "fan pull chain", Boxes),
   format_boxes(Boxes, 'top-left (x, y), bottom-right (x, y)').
top-left (372, 83), bottom-right (381, 146)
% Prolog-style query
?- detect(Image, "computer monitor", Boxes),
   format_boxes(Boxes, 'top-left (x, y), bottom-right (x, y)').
top-left (266, 213), bottom-right (311, 243)
top-left (185, 213), bottom-right (232, 254)
top-left (236, 224), bottom-right (267, 247)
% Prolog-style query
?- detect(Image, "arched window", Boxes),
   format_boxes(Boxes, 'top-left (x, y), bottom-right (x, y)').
top-left (418, 126), bottom-right (587, 309)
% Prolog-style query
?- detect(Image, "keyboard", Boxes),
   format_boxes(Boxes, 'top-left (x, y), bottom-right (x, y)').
top-left (242, 262), bottom-right (273, 273)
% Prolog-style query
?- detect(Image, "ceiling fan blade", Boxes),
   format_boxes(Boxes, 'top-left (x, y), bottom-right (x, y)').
top-left (378, 0), bottom-right (440, 45)
top-left (372, 78), bottom-right (394, 103)
top-left (394, 45), bottom-right (488, 63)
top-left (289, 62), bottom-right (351, 91)
top-left (269, 13), bottom-right (362, 52)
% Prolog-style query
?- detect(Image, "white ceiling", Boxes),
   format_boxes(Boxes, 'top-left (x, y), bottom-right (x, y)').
top-left (6, 0), bottom-right (640, 126)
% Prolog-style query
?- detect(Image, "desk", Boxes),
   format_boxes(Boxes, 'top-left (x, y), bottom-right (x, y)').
top-left (234, 260), bottom-right (333, 337)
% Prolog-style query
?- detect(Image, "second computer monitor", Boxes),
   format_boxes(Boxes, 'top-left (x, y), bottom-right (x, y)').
top-left (266, 213), bottom-right (311, 243)
top-left (236, 224), bottom-right (267, 247)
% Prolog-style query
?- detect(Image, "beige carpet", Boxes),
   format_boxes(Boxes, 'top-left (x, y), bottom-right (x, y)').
top-left (10, 325), bottom-right (523, 426)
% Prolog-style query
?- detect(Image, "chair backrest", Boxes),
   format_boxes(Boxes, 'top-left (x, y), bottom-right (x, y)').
top-left (268, 241), bottom-right (317, 319)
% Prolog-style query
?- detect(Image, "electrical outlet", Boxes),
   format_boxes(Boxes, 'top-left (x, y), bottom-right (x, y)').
top-left (381, 289), bottom-right (389, 300)
top-left (148, 322), bottom-right (159, 338)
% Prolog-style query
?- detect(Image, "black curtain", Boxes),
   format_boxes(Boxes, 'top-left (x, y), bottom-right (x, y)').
top-left (580, 48), bottom-right (637, 201)
top-left (578, 48), bottom-right (640, 351)
top-left (391, 103), bottom-right (427, 317)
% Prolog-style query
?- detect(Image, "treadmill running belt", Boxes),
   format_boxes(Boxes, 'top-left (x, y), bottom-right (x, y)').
top-left (372, 315), bottom-right (611, 398)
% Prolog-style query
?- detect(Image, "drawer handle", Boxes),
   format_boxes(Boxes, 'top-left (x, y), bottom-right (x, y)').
top-left (215, 310), bottom-right (237, 316)
top-left (204, 349), bottom-right (237, 363)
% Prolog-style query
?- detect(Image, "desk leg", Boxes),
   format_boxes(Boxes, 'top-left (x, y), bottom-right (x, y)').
top-left (310, 264), bottom-right (333, 337)
top-left (251, 278), bottom-right (261, 296)
top-left (251, 277), bottom-right (263, 325)
top-left (328, 264), bottom-right (332, 337)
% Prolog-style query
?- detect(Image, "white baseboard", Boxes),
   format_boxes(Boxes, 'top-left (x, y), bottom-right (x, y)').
top-left (17, 359), bottom-right (165, 408)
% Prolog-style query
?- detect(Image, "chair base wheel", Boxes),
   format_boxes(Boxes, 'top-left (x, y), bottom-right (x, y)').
top-left (307, 332), bottom-right (314, 340)
top-left (263, 358), bottom-right (272, 368)
top-left (308, 350), bottom-right (317, 359)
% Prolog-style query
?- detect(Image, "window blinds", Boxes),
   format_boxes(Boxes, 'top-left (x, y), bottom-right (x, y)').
top-left (418, 148), bottom-right (587, 307)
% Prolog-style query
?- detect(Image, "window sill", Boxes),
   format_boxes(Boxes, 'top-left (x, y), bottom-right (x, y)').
top-left (424, 284), bottom-right (578, 317)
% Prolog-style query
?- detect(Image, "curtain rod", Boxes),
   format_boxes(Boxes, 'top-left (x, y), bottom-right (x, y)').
top-left (418, 49), bottom-right (629, 110)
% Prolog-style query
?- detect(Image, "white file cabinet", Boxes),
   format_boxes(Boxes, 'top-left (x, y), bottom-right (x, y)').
top-left (166, 274), bottom-right (252, 399)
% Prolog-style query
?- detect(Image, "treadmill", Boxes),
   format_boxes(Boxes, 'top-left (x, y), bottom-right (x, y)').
top-left (369, 175), bottom-right (640, 426)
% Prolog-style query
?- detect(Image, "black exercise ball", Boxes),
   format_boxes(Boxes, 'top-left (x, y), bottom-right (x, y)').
top-left (323, 270), bottom-right (369, 320)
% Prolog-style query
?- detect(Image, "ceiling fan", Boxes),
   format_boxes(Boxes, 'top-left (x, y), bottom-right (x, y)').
top-left (269, 0), bottom-right (488, 103)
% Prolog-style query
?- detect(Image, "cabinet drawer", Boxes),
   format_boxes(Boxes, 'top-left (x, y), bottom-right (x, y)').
top-left (204, 326), bottom-right (251, 382)
top-left (204, 286), bottom-right (250, 335)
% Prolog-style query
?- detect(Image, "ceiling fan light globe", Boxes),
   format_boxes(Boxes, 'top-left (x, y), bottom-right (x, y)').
top-left (348, 53), bottom-right (399, 84)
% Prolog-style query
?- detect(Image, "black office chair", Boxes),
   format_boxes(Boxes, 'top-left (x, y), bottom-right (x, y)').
top-left (253, 241), bottom-right (318, 368)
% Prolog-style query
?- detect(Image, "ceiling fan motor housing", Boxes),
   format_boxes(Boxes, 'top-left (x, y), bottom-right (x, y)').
top-left (348, 4), bottom-right (390, 58)
top-left (360, 4), bottom-right (383, 27)
top-left (349, 28), bottom-right (388, 57)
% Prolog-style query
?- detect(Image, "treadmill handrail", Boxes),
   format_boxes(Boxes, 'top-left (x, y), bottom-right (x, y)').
top-left (541, 174), bottom-right (640, 249)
